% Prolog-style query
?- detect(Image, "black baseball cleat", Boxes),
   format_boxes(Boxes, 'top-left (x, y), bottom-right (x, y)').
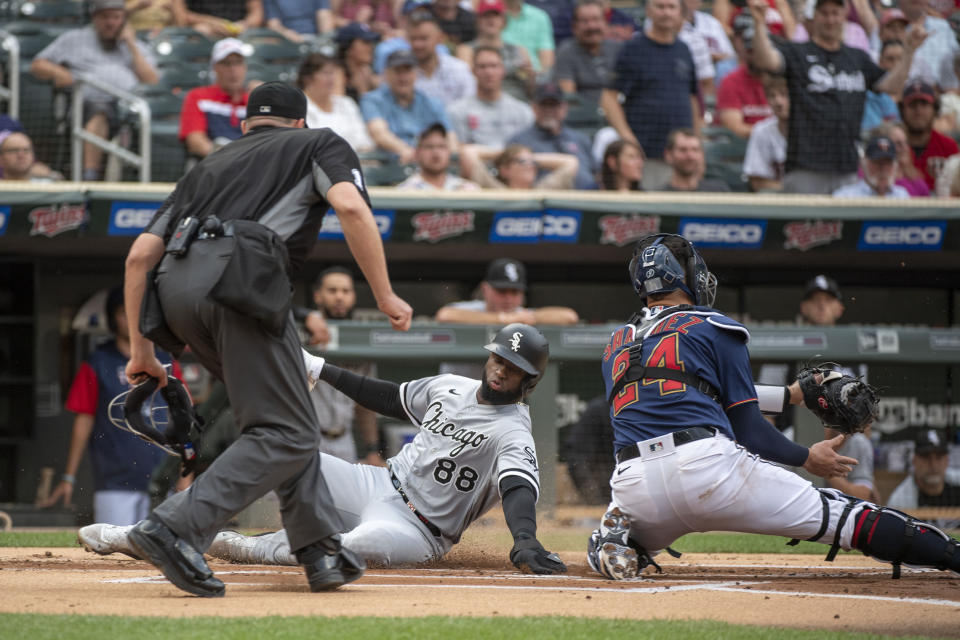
top-left (300, 547), bottom-right (366, 592)
top-left (127, 518), bottom-right (225, 598)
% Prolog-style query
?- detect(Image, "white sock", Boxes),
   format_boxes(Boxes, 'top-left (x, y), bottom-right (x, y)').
top-left (301, 349), bottom-right (325, 391)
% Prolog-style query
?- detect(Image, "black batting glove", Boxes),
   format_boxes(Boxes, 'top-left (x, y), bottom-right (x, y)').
top-left (510, 535), bottom-right (567, 575)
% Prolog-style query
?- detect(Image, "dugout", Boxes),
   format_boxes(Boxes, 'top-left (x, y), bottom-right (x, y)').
top-left (0, 186), bottom-right (958, 522)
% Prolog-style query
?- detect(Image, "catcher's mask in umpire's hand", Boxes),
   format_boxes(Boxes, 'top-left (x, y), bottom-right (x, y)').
top-left (108, 373), bottom-right (202, 474)
top-left (484, 323), bottom-right (549, 394)
top-left (628, 233), bottom-right (717, 307)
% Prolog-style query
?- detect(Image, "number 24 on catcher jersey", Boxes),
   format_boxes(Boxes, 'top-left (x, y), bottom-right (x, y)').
top-left (391, 373), bottom-right (541, 543)
top-left (600, 306), bottom-right (758, 452)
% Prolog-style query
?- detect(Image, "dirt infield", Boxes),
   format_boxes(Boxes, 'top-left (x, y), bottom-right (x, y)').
top-left (2, 543), bottom-right (958, 637)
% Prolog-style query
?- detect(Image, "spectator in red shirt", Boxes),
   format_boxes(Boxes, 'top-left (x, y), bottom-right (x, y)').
top-left (716, 14), bottom-right (772, 138)
top-left (179, 38), bottom-right (250, 159)
top-left (900, 81), bottom-right (959, 188)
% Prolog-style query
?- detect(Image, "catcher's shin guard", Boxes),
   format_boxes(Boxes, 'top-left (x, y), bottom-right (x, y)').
top-left (852, 506), bottom-right (960, 578)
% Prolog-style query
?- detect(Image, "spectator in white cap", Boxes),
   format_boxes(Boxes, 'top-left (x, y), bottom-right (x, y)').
top-left (179, 38), bottom-right (250, 159)
top-left (30, 0), bottom-right (158, 181)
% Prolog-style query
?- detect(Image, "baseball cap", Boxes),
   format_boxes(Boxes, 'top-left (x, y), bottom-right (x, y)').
top-left (417, 122), bottom-right (447, 144)
top-left (902, 81), bottom-right (936, 105)
top-left (476, 0), bottom-right (505, 14)
top-left (335, 22), bottom-right (380, 47)
top-left (864, 135), bottom-right (897, 161)
top-left (732, 13), bottom-right (755, 45)
top-left (485, 258), bottom-right (527, 291)
top-left (246, 81), bottom-right (307, 121)
top-left (880, 8), bottom-right (908, 26)
top-left (385, 49), bottom-right (417, 69)
top-left (402, 0), bottom-right (430, 14)
top-left (803, 274), bottom-right (841, 301)
top-left (533, 82), bottom-right (566, 104)
top-left (90, 0), bottom-right (125, 13)
top-left (211, 38), bottom-right (248, 65)
top-left (915, 428), bottom-right (950, 455)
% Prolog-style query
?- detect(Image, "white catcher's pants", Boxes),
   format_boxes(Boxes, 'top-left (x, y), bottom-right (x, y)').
top-left (232, 453), bottom-right (448, 566)
top-left (610, 432), bottom-right (870, 553)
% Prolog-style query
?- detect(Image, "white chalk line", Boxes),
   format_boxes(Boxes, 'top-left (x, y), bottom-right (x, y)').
top-left (98, 576), bottom-right (960, 607)
top-left (707, 586), bottom-right (960, 608)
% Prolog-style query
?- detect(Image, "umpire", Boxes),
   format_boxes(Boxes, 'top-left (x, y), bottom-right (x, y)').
top-left (122, 81), bottom-right (412, 597)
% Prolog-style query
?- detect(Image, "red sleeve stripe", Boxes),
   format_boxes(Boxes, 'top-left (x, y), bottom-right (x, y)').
top-left (725, 397), bottom-right (758, 411)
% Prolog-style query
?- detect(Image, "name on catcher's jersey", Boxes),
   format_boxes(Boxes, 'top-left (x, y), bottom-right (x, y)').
top-left (391, 374), bottom-right (540, 543)
top-left (600, 305), bottom-right (758, 453)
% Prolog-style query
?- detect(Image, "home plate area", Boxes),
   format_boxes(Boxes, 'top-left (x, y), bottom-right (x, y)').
top-left (1, 549), bottom-right (959, 635)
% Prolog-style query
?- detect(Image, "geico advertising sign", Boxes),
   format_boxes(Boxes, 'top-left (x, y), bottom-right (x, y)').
top-left (0, 205), bottom-right (9, 236)
top-left (108, 201), bottom-right (161, 236)
top-left (489, 210), bottom-right (581, 243)
top-left (678, 218), bottom-right (766, 249)
top-left (319, 210), bottom-right (395, 240)
top-left (857, 220), bottom-right (946, 251)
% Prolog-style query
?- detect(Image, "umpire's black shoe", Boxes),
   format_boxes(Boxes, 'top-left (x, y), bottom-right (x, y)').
top-left (128, 518), bottom-right (225, 598)
top-left (297, 539), bottom-right (366, 592)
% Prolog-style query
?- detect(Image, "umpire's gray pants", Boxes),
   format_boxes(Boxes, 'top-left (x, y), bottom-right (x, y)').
top-left (151, 238), bottom-right (344, 554)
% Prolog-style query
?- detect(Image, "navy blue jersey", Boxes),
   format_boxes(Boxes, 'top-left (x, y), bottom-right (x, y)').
top-left (601, 306), bottom-right (758, 453)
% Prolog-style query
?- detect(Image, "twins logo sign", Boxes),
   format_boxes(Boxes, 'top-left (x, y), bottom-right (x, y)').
top-left (489, 209), bottom-right (581, 244)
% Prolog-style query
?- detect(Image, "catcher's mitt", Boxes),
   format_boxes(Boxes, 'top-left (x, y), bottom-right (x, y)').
top-left (797, 364), bottom-right (879, 434)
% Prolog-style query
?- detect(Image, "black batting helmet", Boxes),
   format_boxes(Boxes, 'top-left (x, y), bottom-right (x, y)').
top-left (484, 323), bottom-right (549, 393)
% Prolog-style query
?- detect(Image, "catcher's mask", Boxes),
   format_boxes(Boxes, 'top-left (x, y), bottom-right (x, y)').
top-left (628, 233), bottom-right (717, 307)
top-left (108, 372), bottom-right (201, 471)
top-left (484, 323), bottom-right (549, 395)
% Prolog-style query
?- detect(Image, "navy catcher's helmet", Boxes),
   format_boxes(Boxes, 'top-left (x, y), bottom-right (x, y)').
top-left (628, 233), bottom-right (717, 307)
top-left (484, 323), bottom-right (549, 391)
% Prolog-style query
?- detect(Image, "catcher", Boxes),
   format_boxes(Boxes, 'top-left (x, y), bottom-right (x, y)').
top-left (589, 233), bottom-right (960, 581)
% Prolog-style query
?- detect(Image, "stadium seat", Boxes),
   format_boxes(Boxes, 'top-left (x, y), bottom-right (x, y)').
top-left (152, 39), bottom-right (214, 66)
top-left (17, 0), bottom-right (84, 23)
top-left (157, 66), bottom-right (211, 93)
top-left (363, 162), bottom-right (413, 187)
top-left (3, 21), bottom-right (64, 67)
top-left (154, 26), bottom-right (211, 43)
top-left (245, 61), bottom-right (297, 85)
top-left (245, 40), bottom-right (307, 67)
top-left (565, 97), bottom-right (605, 140)
top-left (239, 27), bottom-right (294, 44)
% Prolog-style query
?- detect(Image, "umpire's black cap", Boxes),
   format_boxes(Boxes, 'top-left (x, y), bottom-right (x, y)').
top-left (246, 82), bottom-right (307, 122)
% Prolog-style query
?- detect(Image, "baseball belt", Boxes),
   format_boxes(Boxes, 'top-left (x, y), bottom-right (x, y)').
top-left (615, 426), bottom-right (716, 464)
top-left (390, 471), bottom-right (443, 538)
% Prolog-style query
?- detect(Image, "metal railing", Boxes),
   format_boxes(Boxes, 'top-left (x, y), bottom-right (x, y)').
top-left (0, 29), bottom-right (19, 119)
top-left (71, 72), bottom-right (151, 182)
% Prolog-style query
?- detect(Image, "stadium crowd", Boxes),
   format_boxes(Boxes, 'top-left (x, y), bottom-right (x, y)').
top-left (1, 0), bottom-right (960, 195)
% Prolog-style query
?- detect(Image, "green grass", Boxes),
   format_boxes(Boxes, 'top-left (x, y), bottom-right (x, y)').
top-left (0, 531), bottom-right (78, 547)
top-left (0, 614), bottom-right (938, 640)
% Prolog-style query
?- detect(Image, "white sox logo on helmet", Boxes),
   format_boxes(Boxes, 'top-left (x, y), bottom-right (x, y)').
top-left (510, 332), bottom-right (523, 351)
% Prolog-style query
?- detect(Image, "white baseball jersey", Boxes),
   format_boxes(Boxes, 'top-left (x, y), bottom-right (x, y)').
top-left (392, 373), bottom-right (540, 544)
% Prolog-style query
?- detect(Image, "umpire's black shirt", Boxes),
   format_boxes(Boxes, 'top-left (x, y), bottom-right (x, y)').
top-left (146, 126), bottom-right (370, 275)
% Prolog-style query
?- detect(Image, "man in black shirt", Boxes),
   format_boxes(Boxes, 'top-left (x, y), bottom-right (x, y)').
top-left (122, 82), bottom-right (413, 597)
top-left (747, 0), bottom-right (927, 194)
